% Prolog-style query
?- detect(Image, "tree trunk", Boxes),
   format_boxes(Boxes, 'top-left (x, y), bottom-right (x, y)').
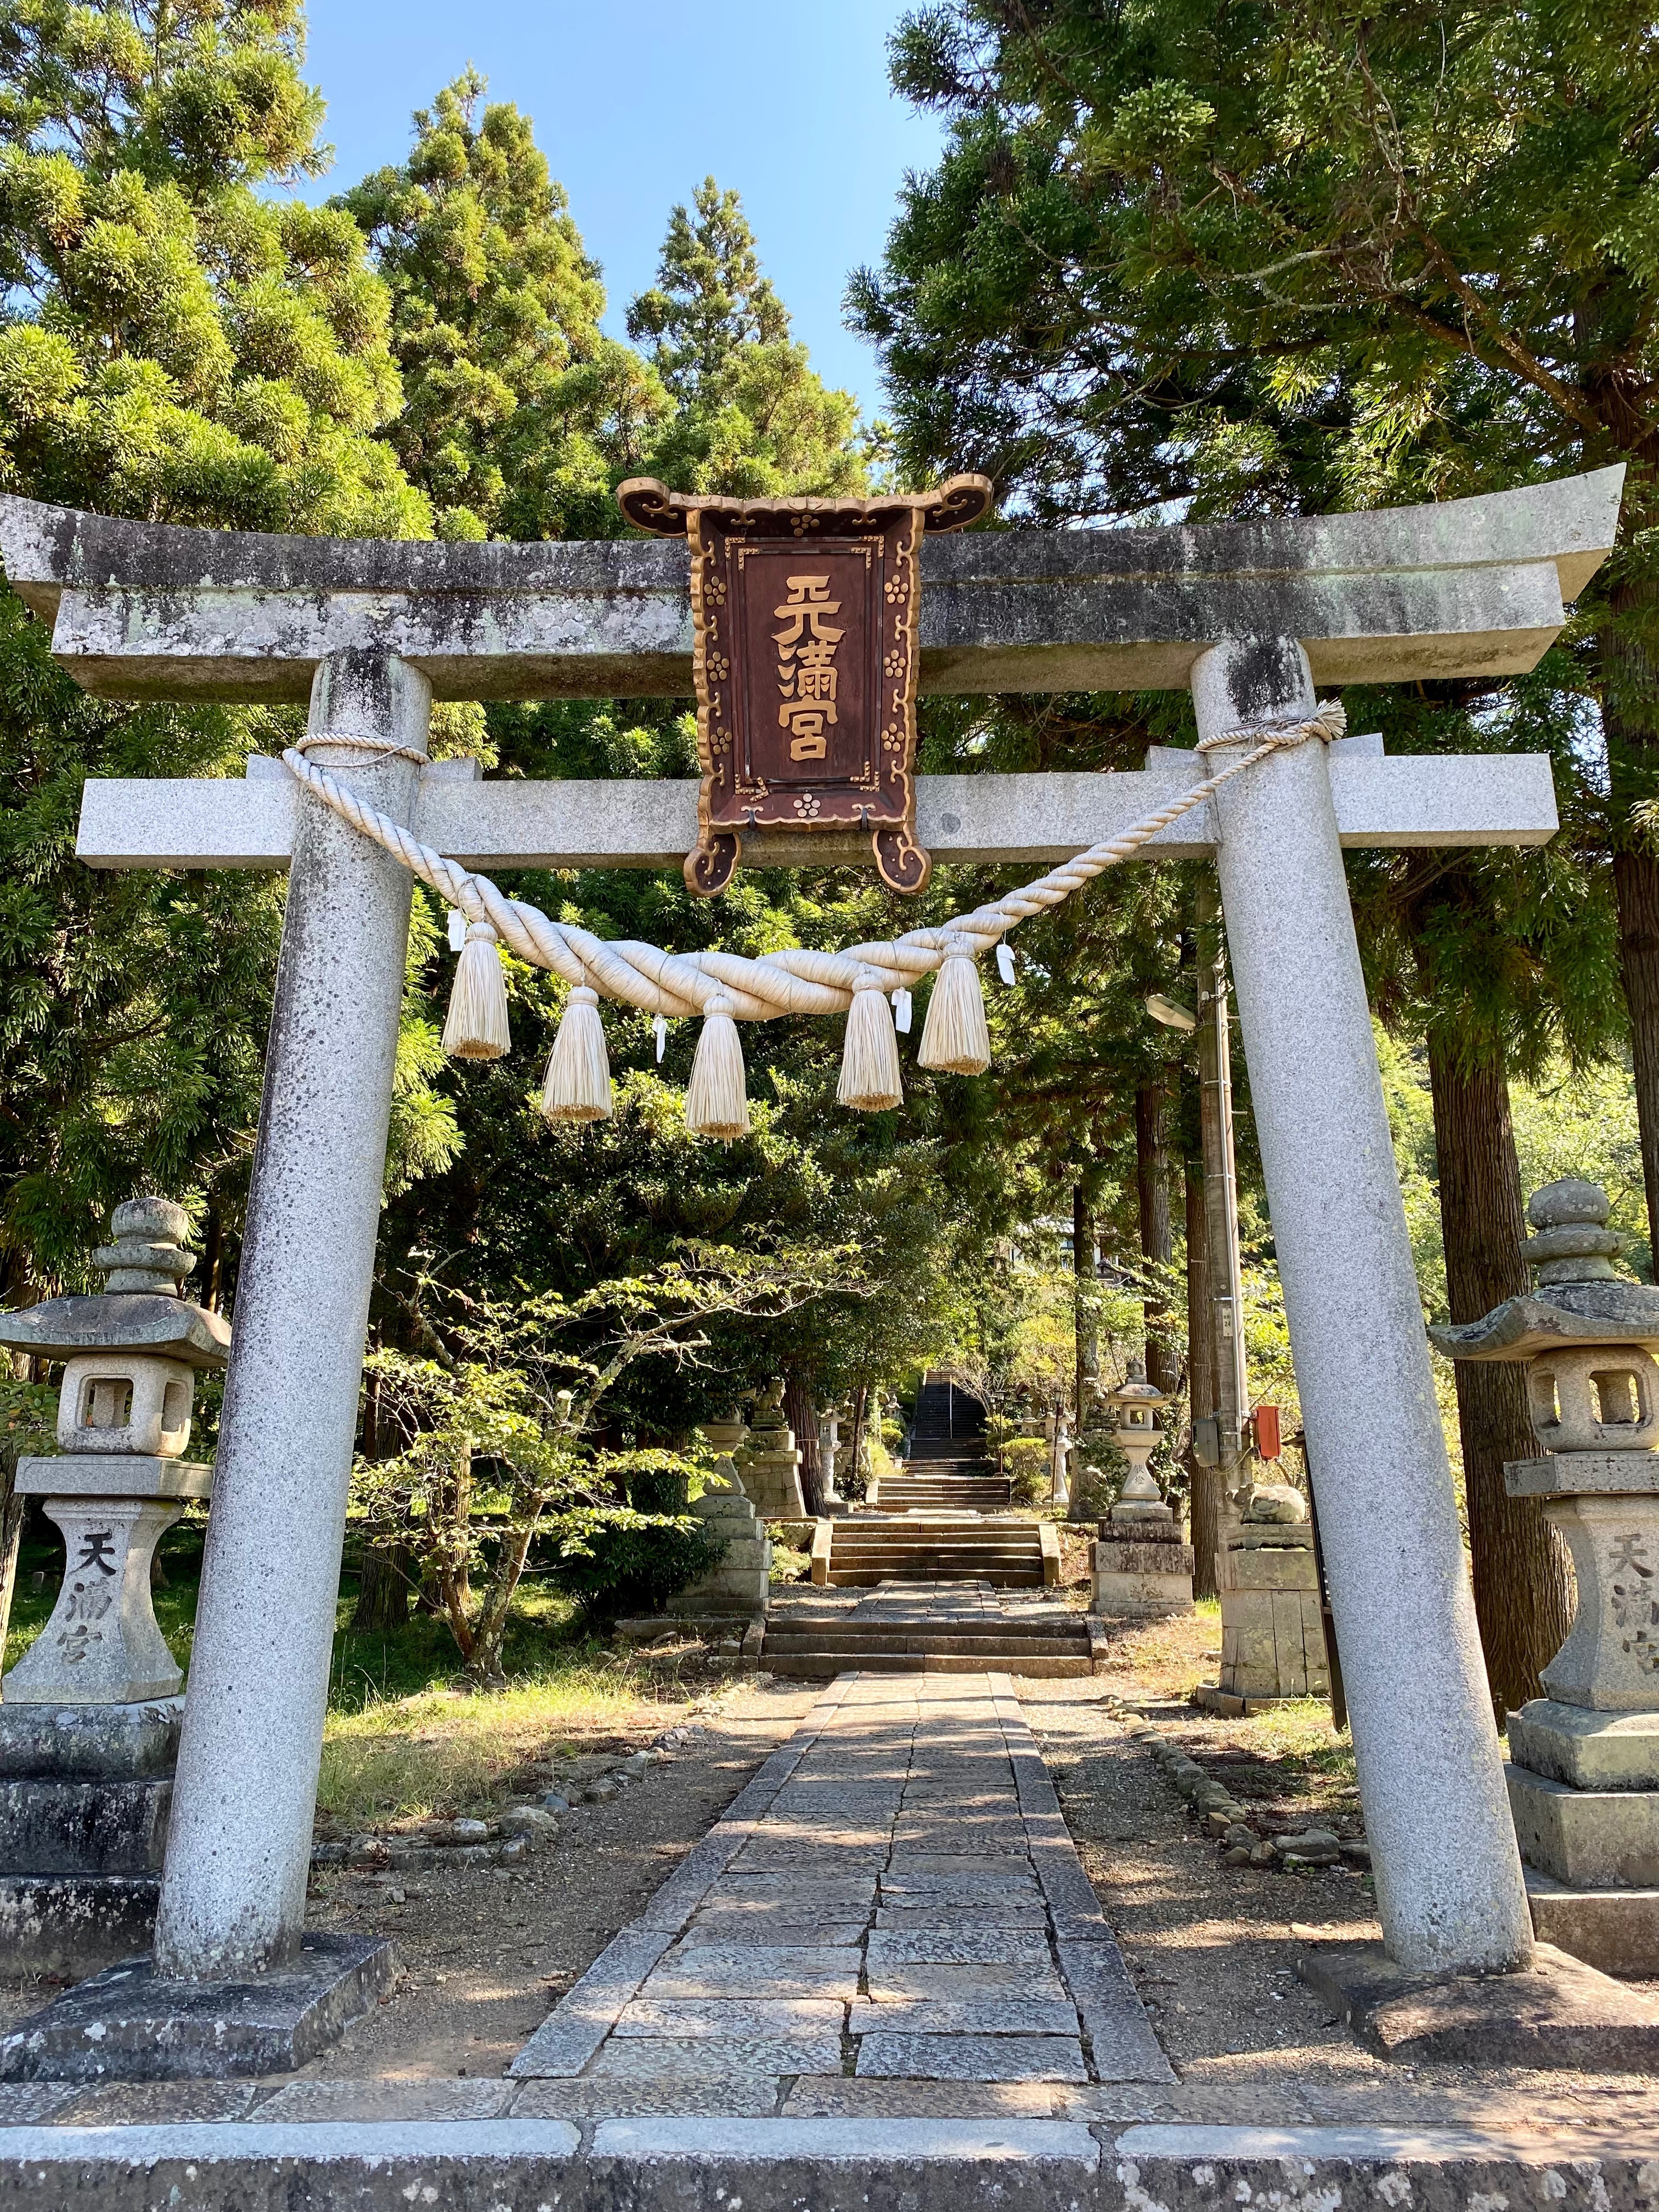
top-left (1601, 554), bottom-right (1659, 1273)
top-left (784, 1368), bottom-right (824, 1517)
top-left (1184, 1158), bottom-right (1220, 1601)
top-left (464, 1522), bottom-right (535, 1685)
top-left (435, 1441), bottom-right (475, 1658)
top-left (1613, 846), bottom-right (1659, 1276)
top-left (0, 1477), bottom-right (24, 1666)
top-left (1136, 1081), bottom-right (1176, 1392)
top-left (1073, 1184), bottom-right (1096, 1421)
top-left (352, 1544), bottom-right (413, 1632)
top-left (1427, 1035), bottom-right (1574, 1718)
top-left (848, 1384), bottom-right (869, 1497)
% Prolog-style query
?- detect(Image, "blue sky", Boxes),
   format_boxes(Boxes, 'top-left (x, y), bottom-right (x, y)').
top-left (298, 0), bottom-right (946, 425)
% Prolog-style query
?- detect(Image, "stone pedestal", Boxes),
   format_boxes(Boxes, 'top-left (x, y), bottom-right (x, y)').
top-left (1501, 1454), bottom-right (1659, 1972)
top-left (0, 1199), bottom-right (227, 1974)
top-left (1434, 1177), bottom-right (1659, 1976)
top-left (675, 1471), bottom-right (771, 1620)
top-left (4, 1461), bottom-right (210, 1706)
top-left (737, 1379), bottom-right (807, 1521)
top-left (0, 1702), bottom-right (181, 1974)
top-left (1092, 1523), bottom-right (1195, 1618)
top-left (1196, 1520), bottom-right (1328, 1709)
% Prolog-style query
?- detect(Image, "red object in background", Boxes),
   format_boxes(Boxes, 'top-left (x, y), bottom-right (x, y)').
top-left (1253, 1403), bottom-right (1282, 1460)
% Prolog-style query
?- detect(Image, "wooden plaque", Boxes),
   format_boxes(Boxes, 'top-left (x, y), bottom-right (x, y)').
top-left (617, 476), bottom-right (992, 896)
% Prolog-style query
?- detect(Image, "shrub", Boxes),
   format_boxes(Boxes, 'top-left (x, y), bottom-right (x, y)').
top-left (1001, 1436), bottom-right (1051, 1505)
top-left (623, 1454), bottom-right (693, 1514)
top-left (548, 1506), bottom-right (726, 1624)
top-left (1067, 1438), bottom-right (1127, 1522)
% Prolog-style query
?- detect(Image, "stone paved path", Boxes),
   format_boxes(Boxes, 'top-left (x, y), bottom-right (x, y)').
top-left (510, 1671), bottom-right (1171, 2104)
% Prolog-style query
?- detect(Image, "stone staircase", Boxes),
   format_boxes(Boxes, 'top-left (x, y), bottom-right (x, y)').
top-left (880, 1370), bottom-right (1012, 1512)
top-left (761, 1581), bottom-right (1097, 1678)
top-left (877, 1466), bottom-right (1012, 1510)
top-left (819, 1512), bottom-right (1047, 1587)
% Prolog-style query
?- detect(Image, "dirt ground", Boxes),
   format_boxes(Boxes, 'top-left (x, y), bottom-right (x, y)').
top-left (1025, 1610), bottom-right (1659, 2132)
top-left (0, 1674), bottom-right (820, 2079)
top-left (6, 1607), bottom-right (1659, 2130)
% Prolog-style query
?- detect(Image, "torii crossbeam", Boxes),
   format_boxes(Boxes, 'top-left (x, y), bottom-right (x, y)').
top-left (0, 465), bottom-right (1624, 1995)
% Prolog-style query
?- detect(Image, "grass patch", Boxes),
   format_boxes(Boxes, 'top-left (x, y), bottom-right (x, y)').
top-left (318, 1644), bottom-right (714, 1827)
top-left (5, 1531), bottom-right (724, 1829)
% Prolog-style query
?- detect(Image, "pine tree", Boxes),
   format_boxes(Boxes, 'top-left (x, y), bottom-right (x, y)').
top-left (0, 0), bottom-right (426, 533)
top-left (341, 71), bottom-right (665, 542)
top-left (629, 178), bottom-right (866, 498)
top-left (855, 1), bottom-right (1646, 1707)
top-left (855, 0), bottom-right (1659, 1265)
top-left (0, 0), bottom-right (434, 1293)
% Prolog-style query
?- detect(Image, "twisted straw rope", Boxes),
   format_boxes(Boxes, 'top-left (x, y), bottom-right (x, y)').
top-left (282, 699), bottom-right (1345, 1023)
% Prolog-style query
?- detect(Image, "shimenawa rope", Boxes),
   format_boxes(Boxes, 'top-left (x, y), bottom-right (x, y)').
top-left (281, 700), bottom-right (1345, 1137)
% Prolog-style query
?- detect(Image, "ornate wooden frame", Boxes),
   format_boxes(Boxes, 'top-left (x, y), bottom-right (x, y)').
top-left (617, 475), bottom-right (992, 896)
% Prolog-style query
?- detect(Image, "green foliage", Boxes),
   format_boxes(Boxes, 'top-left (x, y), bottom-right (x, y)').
top-left (0, 0), bottom-right (446, 1301)
top-left (628, 177), bottom-right (867, 498)
top-left (861, 1), bottom-right (1659, 531)
top-left (1000, 1434), bottom-right (1050, 1505)
top-left (340, 71), bottom-right (665, 541)
top-left (0, 595), bottom-right (283, 1292)
top-left (0, 0), bottom-right (426, 533)
top-left (545, 1504), bottom-right (725, 1624)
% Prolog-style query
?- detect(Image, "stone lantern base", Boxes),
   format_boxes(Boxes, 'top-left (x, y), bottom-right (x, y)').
top-left (0, 1699), bottom-right (180, 1974)
top-left (1091, 1519), bottom-right (1194, 1619)
top-left (1498, 1453), bottom-right (1659, 1976)
top-left (1, 1452), bottom-right (212, 1973)
top-left (1193, 1521), bottom-right (1329, 1713)
top-left (675, 1476), bottom-right (771, 1620)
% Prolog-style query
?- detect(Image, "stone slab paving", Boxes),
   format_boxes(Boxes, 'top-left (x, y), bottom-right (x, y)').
top-left (509, 1669), bottom-right (1172, 2100)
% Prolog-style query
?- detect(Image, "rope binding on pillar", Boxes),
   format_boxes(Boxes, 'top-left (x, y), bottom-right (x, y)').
top-left (279, 703), bottom-right (1346, 1137)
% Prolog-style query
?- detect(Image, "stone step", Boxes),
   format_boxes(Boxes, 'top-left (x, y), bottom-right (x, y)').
top-left (830, 1539), bottom-right (1040, 1555)
top-left (827, 1559), bottom-right (1041, 1575)
top-left (761, 1648), bottom-right (1092, 1678)
top-left (763, 1632), bottom-right (1087, 1656)
top-left (826, 1571), bottom-right (1046, 1589)
top-left (879, 1490), bottom-right (1009, 1505)
top-left (842, 1519), bottom-right (1023, 1531)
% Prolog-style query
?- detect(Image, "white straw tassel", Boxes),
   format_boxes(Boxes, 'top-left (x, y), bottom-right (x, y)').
top-left (685, 995), bottom-right (749, 1139)
top-left (541, 984), bottom-right (612, 1122)
top-left (918, 950), bottom-right (991, 1075)
top-left (838, 986), bottom-right (903, 1110)
top-left (442, 921), bottom-right (511, 1060)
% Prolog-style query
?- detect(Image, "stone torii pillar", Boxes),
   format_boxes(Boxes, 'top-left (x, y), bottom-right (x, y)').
top-left (0, 465), bottom-right (1622, 1987)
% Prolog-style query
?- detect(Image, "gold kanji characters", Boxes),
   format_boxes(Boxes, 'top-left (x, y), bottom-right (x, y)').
top-left (775, 574), bottom-right (843, 760)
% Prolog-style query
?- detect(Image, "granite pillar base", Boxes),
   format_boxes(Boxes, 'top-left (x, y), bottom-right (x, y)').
top-left (1203, 1523), bottom-right (1328, 1702)
top-left (0, 1931), bottom-right (396, 2081)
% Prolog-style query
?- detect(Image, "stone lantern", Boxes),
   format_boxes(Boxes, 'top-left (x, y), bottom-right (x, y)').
top-left (1090, 1361), bottom-right (1195, 1620)
top-left (665, 1416), bottom-right (771, 1629)
top-left (816, 1406), bottom-right (846, 1510)
top-left (736, 1378), bottom-right (806, 1521)
top-left (0, 1197), bottom-right (228, 1970)
top-left (1433, 1176), bottom-right (1659, 1974)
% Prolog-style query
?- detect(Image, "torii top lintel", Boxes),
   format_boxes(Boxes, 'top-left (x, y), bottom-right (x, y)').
top-left (0, 466), bottom-right (1623, 706)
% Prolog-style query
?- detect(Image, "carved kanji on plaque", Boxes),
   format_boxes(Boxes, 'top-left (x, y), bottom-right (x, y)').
top-left (617, 475), bottom-right (994, 896)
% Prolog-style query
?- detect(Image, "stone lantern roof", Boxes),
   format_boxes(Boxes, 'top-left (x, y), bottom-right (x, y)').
top-left (1095, 1359), bottom-right (1170, 1418)
top-left (0, 1198), bottom-right (230, 1369)
top-left (1430, 1178), bottom-right (1659, 1361)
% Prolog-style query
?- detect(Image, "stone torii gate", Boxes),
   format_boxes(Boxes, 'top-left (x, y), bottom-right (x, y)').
top-left (0, 465), bottom-right (1623, 1999)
